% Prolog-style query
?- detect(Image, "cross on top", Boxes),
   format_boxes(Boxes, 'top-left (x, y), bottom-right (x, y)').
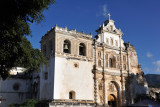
top-left (108, 13), bottom-right (111, 20)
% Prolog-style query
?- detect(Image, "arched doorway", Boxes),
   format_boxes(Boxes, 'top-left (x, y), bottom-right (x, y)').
top-left (108, 81), bottom-right (120, 107)
top-left (108, 94), bottom-right (116, 107)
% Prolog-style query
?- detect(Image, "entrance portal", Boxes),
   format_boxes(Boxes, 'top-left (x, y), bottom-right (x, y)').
top-left (108, 94), bottom-right (116, 107)
top-left (107, 81), bottom-right (120, 106)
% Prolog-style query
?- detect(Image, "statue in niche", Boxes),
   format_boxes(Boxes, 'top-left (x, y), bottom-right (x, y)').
top-left (109, 83), bottom-right (116, 92)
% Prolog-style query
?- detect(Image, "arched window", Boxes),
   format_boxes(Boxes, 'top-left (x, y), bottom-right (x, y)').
top-left (109, 58), bottom-right (113, 67)
top-left (79, 43), bottom-right (86, 56)
top-left (69, 91), bottom-right (75, 99)
top-left (109, 56), bottom-right (116, 68)
top-left (123, 56), bottom-right (126, 62)
top-left (113, 56), bottom-right (116, 68)
top-left (111, 38), bottom-right (113, 46)
top-left (98, 60), bottom-right (101, 67)
top-left (115, 40), bottom-right (118, 46)
top-left (123, 64), bottom-right (126, 70)
top-left (63, 40), bottom-right (71, 53)
top-left (98, 51), bottom-right (101, 58)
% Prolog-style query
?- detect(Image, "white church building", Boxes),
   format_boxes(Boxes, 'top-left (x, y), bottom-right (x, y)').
top-left (0, 16), bottom-right (148, 107)
top-left (39, 17), bottom-right (148, 106)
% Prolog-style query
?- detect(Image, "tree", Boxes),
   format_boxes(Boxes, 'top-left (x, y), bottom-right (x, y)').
top-left (0, 0), bottom-right (54, 79)
top-left (15, 37), bottom-right (47, 72)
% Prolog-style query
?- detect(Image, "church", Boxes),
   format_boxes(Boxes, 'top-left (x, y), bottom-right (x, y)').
top-left (39, 15), bottom-right (148, 107)
top-left (0, 16), bottom-right (148, 107)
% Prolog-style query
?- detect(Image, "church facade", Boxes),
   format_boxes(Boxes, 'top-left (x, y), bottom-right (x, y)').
top-left (39, 18), bottom-right (148, 106)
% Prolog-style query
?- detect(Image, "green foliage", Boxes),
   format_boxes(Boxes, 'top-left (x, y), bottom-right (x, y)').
top-left (16, 37), bottom-right (48, 72)
top-left (9, 99), bottom-right (38, 107)
top-left (0, 0), bottom-right (54, 79)
top-left (145, 74), bottom-right (160, 88)
top-left (20, 99), bottom-right (38, 107)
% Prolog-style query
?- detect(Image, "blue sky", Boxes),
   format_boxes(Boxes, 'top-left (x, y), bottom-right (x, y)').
top-left (27, 0), bottom-right (160, 74)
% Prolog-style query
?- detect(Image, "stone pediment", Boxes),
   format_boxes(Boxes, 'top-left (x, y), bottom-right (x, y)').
top-left (96, 19), bottom-right (123, 36)
top-left (103, 21), bottom-right (123, 35)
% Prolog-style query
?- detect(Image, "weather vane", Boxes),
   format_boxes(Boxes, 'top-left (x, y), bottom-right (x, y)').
top-left (108, 13), bottom-right (111, 20)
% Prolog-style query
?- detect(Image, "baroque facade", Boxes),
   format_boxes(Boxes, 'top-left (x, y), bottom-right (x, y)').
top-left (39, 18), bottom-right (148, 107)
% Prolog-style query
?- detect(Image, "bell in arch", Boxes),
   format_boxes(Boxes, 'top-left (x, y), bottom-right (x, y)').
top-left (64, 44), bottom-right (69, 50)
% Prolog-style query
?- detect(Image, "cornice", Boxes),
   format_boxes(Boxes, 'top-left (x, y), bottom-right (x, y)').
top-left (55, 30), bottom-right (93, 41)
top-left (95, 70), bottom-right (128, 77)
top-left (55, 26), bottom-right (93, 40)
top-left (55, 52), bottom-right (93, 62)
top-left (96, 42), bottom-right (127, 52)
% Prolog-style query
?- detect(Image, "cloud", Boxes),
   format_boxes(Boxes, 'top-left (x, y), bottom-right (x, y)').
top-left (96, 4), bottom-right (109, 18)
top-left (102, 4), bottom-right (108, 18)
top-left (155, 68), bottom-right (160, 73)
top-left (146, 52), bottom-right (153, 59)
top-left (153, 60), bottom-right (160, 72)
top-left (143, 67), bottom-right (151, 74)
top-left (143, 67), bottom-right (150, 72)
top-left (153, 60), bottom-right (160, 66)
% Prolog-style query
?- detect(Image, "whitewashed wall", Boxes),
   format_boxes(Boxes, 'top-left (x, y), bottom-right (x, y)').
top-left (0, 78), bottom-right (32, 107)
top-left (39, 57), bottom-right (55, 100)
top-left (54, 57), bottom-right (94, 100)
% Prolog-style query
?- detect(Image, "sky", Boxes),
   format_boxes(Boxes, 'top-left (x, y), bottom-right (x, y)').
top-left (27, 0), bottom-right (160, 74)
